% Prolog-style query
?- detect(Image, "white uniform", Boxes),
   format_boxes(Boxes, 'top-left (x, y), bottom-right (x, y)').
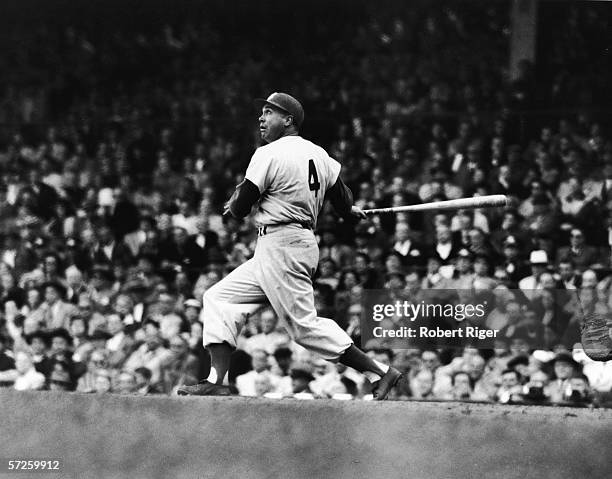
top-left (202, 136), bottom-right (353, 360)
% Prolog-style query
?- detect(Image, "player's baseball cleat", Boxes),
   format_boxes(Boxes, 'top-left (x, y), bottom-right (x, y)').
top-left (372, 367), bottom-right (402, 400)
top-left (177, 380), bottom-right (234, 396)
top-left (580, 313), bottom-right (612, 362)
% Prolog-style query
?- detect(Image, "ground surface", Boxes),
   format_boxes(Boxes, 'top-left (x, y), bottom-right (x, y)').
top-left (0, 390), bottom-right (611, 479)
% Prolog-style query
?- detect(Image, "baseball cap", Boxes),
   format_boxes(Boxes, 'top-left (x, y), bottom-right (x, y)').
top-left (255, 92), bottom-right (304, 128)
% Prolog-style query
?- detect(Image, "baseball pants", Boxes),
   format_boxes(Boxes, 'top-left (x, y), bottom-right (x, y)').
top-left (202, 225), bottom-right (353, 361)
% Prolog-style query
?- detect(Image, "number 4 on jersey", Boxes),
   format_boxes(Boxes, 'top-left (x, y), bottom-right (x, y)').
top-left (308, 159), bottom-right (321, 197)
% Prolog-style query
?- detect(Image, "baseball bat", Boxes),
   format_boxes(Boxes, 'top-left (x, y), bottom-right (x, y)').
top-left (363, 194), bottom-right (510, 215)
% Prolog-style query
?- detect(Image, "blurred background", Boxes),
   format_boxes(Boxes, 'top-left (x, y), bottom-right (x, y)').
top-left (0, 0), bottom-right (611, 407)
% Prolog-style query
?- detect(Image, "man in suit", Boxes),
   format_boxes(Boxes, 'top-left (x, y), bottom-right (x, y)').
top-left (182, 217), bottom-right (221, 283)
top-left (556, 227), bottom-right (600, 273)
top-left (40, 281), bottom-right (78, 331)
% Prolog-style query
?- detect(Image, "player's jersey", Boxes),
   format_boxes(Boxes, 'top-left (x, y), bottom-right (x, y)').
top-left (245, 135), bottom-right (341, 228)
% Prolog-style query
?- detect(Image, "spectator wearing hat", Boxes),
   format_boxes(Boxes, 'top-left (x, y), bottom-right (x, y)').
top-left (48, 361), bottom-right (74, 392)
top-left (525, 195), bottom-right (560, 238)
top-left (13, 351), bottom-right (46, 391)
top-left (491, 210), bottom-right (528, 253)
top-left (548, 352), bottom-right (581, 403)
top-left (48, 327), bottom-right (84, 388)
top-left (183, 298), bottom-right (201, 325)
top-left (40, 280), bottom-right (77, 330)
top-left (499, 236), bottom-right (530, 286)
top-left (556, 227), bottom-right (601, 273)
top-left (77, 349), bottom-right (111, 393)
top-left (24, 330), bottom-right (53, 378)
top-left (123, 319), bottom-right (172, 385)
top-left (518, 250), bottom-right (549, 299)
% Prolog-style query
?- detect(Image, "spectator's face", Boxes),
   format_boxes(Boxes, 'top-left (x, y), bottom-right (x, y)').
top-left (169, 337), bottom-right (188, 357)
top-left (44, 286), bottom-right (60, 304)
top-left (98, 227), bottom-right (113, 244)
top-left (115, 373), bottom-right (137, 394)
top-left (421, 351), bottom-right (440, 370)
top-left (554, 361), bottom-right (574, 380)
top-left (570, 229), bottom-right (584, 247)
top-left (427, 258), bottom-right (441, 275)
top-left (558, 262), bottom-right (574, 280)
top-left (501, 371), bottom-right (519, 389)
top-left (354, 256), bottom-right (368, 273)
top-left (15, 352), bottom-right (33, 374)
top-left (173, 227), bottom-right (188, 244)
top-left (260, 311), bottom-right (277, 334)
top-left (474, 258), bottom-right (489, 276)
top-left (95, 375), bottom-right (112, 393)
top-left (395, 223), bottom-right (410, 241)
top-left (254, 374), bottom-right (273, 396)
top-left (510, 338), bottom-right (530, 356)
top-left (385, 255), bottom-right (402, 273)
top-left (581, 271), bottom-right (597, 289)
top-left (78, 300), bottom-right (93, 319)
top-left (70, 319), bottom-right (86, 338)
top-left (456, 257), bottom-right (472, 274)
top-left (252, 350), bottom-right (269, 373)
top-left (464, 356), bottom-right (485, 381)
top-left (540, 273), bottom-right (556, 289)
top-left (436, 225), bottom-right (451, 242)
top-left (405, 273), bottom-right (420, 292)
top-left (51, 337), bottom-right (69, 354)
top-left (145, 328), bottom-right (161, 350)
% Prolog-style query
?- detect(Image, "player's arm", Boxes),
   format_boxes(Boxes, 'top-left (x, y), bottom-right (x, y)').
top-left (224, 179), bottom-right (261, 219)
top-left (325, 176), bottom-right (366, 220)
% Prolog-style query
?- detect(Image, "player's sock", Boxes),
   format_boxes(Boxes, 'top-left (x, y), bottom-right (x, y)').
top-left (339, 345), bottom-right (388, 383)
top-left (207, 367), bottom-right (219, 384)
top-left (363, 361), bottom-right (390, 383)
top-left (206, 368), bottom-right (230, 385)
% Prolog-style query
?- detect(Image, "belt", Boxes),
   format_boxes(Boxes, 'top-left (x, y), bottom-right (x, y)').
top-left (257, 222), bottom-right (312, 236)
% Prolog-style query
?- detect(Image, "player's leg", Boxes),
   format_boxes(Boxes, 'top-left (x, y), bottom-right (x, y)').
top-left (256, 231), bottom-right (401, 398)
top-left (178, 259), bottom-right (267, 395)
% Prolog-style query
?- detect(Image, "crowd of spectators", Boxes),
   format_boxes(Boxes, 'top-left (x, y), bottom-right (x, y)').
top-left (0, 1), bottom-right (611, 406)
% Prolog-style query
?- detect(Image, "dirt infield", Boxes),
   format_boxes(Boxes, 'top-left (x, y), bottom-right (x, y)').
top-left (0, 390), bottom-right (611, 479)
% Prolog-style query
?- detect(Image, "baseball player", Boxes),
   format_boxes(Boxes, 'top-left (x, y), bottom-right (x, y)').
top-left (178, 92), bottom-right (401, 399)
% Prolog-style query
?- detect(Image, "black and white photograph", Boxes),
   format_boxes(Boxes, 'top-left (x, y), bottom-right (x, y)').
top-left (0, 0), bottom-right (611, 478)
